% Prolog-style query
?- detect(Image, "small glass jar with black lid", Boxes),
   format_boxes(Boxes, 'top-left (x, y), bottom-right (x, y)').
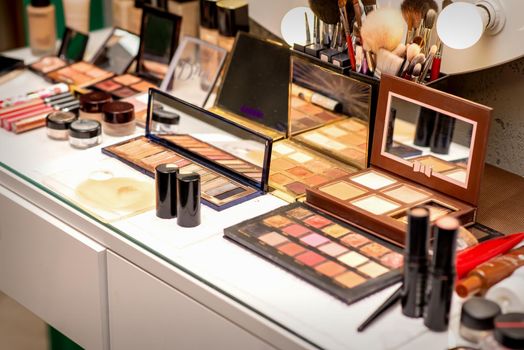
top-left (46, 111), bottom-right (77, 140)
top-left (68, 119), bottom-right (102, 149)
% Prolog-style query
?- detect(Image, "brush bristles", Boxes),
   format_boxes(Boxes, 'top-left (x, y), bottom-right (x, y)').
top-left (376, 48), bottom-right (404, 77)
top-left (309, 0), bottom-right (342, 24)
top-left (424, 9), bottom-right (437, 29)
top-left (361, 8), bottom-right (404, 53)
top-left (401, 0), bottom-right (438, 29)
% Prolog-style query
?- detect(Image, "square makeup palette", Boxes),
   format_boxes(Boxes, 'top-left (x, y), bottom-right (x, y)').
top-left (89, 74), bottom-right (157, 99)
top-left (306, 168), bottom-right (475, 246)
top-left (293, 117), bottom-right (369, 168)
top-left (46, 61), bottom-right (114, 87)
top-left (410, 155), bottom-right (468, 183)
top-left (103, 136), bottom-right (259, 210)
top-left (269, 140), bottom-right (358, 200)
top-left (224, 202), bottom-right (403, 304)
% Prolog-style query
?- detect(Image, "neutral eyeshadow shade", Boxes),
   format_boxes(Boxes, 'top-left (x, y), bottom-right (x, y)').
top-left (351, 195), bottom-right (400, 215)
top-left (323, 125), bottom-right (347, 137)
top-left (337, 251), bottom-right (369, 267)
top-left (351, 171), bottom-right (396, 190)
top-left (289, 152), bottom-right (313, 164)
top-left (300, 233), bottom-right (330, 247)
top-left (319, 181), bottom-right (366, 201)
top-left (416, 156), bottom-right (456, 173)
top-left (360, 243), bottom-right (391, 259)
top-left (322, 224), bottom-right (351, 238)
top-left (358, 261), bottom-right (389, 278)
top-left (273, 143), bottom-right (295, 155)
top-left (334, 271), bottom-right (366, 288)
top-left (318, 242), bottom-right (348, 257)
top-left (263, 215), bottom-right (293, 228)
top-left (314, 261), bottom-right (346, 277)
top-left (341, 233), bottom-right (370, 248)
top-left (282, 223), bottom-right (311, 237)
top-left (259, 232), bottom-right (289, 246)
top-left (380, 252), bottom-right (404, 269)
top-left (444, 168), bottom-right (467, 183)
top-left (384, 185), bottom-right (429, 204)
top-left (286, 207), bottom-right (314, 220)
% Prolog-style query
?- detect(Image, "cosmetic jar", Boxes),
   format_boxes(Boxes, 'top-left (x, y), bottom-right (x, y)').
top-left (79, 91), bottom-right (112, 122)
top-left (480, 313), bottom-right (524, 350)
top-left (176, 172), bottom-right (201, 228)
top-left (155, 163), bottom-right (179, 219)
top-left (102, 101), bottom-right (135, 136)
top-left (68, 119), bottom-right (102, 149)
top-left (486, 267), bottom-right (524, 313)
top-left (150, 109), bottom-right (180, 134)
top-left (45, 111), bottom-right (77, 140)
top-left (460, 298), bottom-right (502, 344)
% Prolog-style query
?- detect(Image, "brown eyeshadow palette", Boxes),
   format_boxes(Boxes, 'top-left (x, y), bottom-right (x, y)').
top-left (46, 61), bottom-right (114, 87)
top-left (89, 74), bottom-right (157, 99)
top-left (224, 202), bottom-right (403, 304)
top-left (103, 136), bottom-right (259, 210)
top-left (306, 168), bottom-right (475, 246)
top-left (161, 135), bottom-right (263, 183)
top-left (269, 140), bottom-right (358, 201)
top-left (293, 117), bottom-right (369, 169)
top-left (289, 95), bottom-right (345, 134)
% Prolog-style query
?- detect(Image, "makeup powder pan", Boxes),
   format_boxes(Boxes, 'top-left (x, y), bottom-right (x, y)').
top-left (224, 202), bottom-right (402, 305)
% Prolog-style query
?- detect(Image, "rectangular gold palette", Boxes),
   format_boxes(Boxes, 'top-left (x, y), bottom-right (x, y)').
top-left (46, 61), bottom-right (114, 87)
top-left (224, 202), bottom-right (402, 304)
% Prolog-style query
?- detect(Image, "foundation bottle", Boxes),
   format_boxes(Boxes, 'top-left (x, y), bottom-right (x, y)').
top-left (27, 0), bottom-right (57, 55)
top-left (199, 0), bottom-right (220, 44)
top-left (216, 0), bottom-right (249, 52)
top-left (168, 0), bottom-right (199, 38)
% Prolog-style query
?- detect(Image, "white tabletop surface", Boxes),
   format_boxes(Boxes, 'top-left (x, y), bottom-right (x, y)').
top-left (0, 31), bottom-right (472, 350)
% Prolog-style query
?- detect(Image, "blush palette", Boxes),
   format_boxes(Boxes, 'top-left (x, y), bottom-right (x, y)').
top-left (103, 136), bottom-right (258, 209)
top-left (224, 202), bottom-right (402, 304)
top-left (89, 74), bottom-right (157, 99)
top-left (46, 61), bottom-right (114, 87)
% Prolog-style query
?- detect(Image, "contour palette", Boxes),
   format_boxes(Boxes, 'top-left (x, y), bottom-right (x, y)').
top-left (224, 202), bottom-right (403, 304)
top-left (103, 136), bottom-right (258, 209)
top-left (89, 74), bottom-right (157, 99)
top-left (269, 140), bottom-right (358, 200)
top-left (306, 168), bottom-right (474, 246)
top-left (46, 62), bottom-right (114, 87)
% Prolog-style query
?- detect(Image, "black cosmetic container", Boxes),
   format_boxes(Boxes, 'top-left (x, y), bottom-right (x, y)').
top-left (177, 172), bottom-right (201, 227)
top-left (424, 216), bottom-right (459, 332)
top-left (402, 207), bottom-right (430, 318)
top-left (431, 114), bottom-right (456, 154)
top-left (331, 52), bottom-right (351, 68)
top-left (155, 163), bottom-right (179, 219)
top-left (414, 107), bottom-right (437, 147)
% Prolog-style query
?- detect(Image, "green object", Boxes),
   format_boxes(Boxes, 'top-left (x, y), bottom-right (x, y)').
top-left (23, 0), bottom-right (105, 45)
top-left (48, 326), bottom-right (83, 350)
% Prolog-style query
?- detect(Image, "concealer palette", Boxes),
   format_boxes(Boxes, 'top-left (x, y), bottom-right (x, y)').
top-left (89, 74), bottom-right (157, 99)
top-left (46, 61), bottom-right (114, 87)
top-left (224, 202), bottom-right (402, 304)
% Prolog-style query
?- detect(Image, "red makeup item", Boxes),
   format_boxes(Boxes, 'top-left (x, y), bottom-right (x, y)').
top-left (338, 0), bottom-right (357, 71)
top-left (430, 43), bottom-right (443, 81)
top-left (456, 232), bottom-right (524, 279)
top-left (3, 106), bottom-right (53, 130)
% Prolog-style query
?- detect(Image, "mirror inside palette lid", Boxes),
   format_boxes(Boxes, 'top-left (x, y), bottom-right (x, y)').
top-left (289, 55), bottom-right (373, 169)
top-left (91, 27), bottom-right (141, 75)
top-left (213, 32), bottom-right (291, 139)
top-left (147, 89), bottom-right (272, 191)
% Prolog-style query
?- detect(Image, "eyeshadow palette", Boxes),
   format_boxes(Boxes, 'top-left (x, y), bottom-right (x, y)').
top-left (46, 61), bottom-right (114, 87)
top-left (224, 202), bottom-right (403, 304)
top-left (306, 168), bottom-right (474, 245)
top-left (289, 90), bottom-right (345, 134)
top-left (410, 155), bottom-right (468, 183)
top-left (89, 74), bottom-right (157, 99)
top-left (269, 140), bottom-right (358, 201)
top-left (103, 136), bottom-right (258, 209)
top-left (293, 117), bottom-right (369, 168)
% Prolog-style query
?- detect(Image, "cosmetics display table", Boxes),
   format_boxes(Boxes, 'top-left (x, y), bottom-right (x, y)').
top-left (1, 30), bottom-right (523, 350)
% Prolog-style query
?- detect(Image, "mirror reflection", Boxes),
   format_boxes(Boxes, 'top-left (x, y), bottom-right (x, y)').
top-left (385, 94), bottom-right (474, 185)
top-left (149, 91), bottom-right (268, 185)
top-left (92, 28), bottom-right (140, 74)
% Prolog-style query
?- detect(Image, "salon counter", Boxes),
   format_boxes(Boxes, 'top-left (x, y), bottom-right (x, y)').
top-left (1, 31), bottom-right (523, 350)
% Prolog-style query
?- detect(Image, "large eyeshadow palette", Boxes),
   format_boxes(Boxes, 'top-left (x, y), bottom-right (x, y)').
top-left (307, 168), bottom-right (475, 246)
top-left (46, 61), bottom-right (114, 87)
top-left (103, 136), bottom-right (258, 209)
top-left (293, 117), bottom-right (369, 168)
top-left (224, 202), bottom-right (403, 304)
top-left (269, 140), bottom-right (358, 201)
top-left (89, 74), bottom-right (157, 99)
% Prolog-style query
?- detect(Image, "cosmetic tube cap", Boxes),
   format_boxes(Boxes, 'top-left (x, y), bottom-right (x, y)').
top-left (155, 164), bottom-right (179, 219)
top-left (152, 109), bottom-right (180, 125)
top-left (176, 172), bottom-right (201, 227)
top-left (103, 101), bottom-right (135, 124)
top-left (494, 313), bottom-right (524, 349)
top-left (217, 0), bottom-right (249, 37)
top-left (431, 216), bottom-right (459, 274)
top-left (456, 275), bottom-right (483, 298)
top-left (80, 92), bottom-right (112, 113)
top-left (461, 298), bottom-right (501, 331)
top-left (406, 207), bottom-right (430, 262)
top-left (200, 0), bottom-right (220, 29)
top-left (31, 0), bottom-right (51, 7)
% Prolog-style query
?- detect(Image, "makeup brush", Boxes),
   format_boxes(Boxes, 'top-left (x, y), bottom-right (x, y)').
top-left (420, 9), bottom-right (437, 53)
top-left (418, 44), bottom-right (437, 83)
top-left (305, 12), bottom-right (311, 44)
top-left (339, 0), bottom-right (357, 71)
top-left (353, 0), bottom-right (363, 29)
top-left (392, 43), bottom-right (407, 58)
top-left (361, 0), bottom-right (377, 15)
top-left (404, 52), bottom-right (426, 77)
top-left (308, 0), bottom-right (342, 25)
top-left (411, 63), bottom-right (422, 81)
top-left (375, 48), bottom-right (404, 78)
top-left (430, 39), bottom-right (443, 81)
top-left (361, 7), bottom-right (404, 54)
top-left (401, 0), bottom-right (438, 44)
top-left (399, 43), bottom-right (421, 76)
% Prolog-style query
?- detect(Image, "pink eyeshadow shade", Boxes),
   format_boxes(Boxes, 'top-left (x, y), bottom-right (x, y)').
top-left (300, 233), bottom-right (330, 247)
top-left (282, 223), bottom-right (311, 237)
top-left (304, 215), bottom-right (332, 228)
top-left (295, 251), bottom-right (326, 267)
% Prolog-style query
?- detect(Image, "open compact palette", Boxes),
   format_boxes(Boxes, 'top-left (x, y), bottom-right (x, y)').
top-left (103, 89), bottom-right (272, 210)
top-left (224, 202), bottom-right (403, 304)
top-left (90, 27), bottom-right (141, 75)
top-left (306, 74), bottom-right (492, 246)
top-left (29, 27), bottom-right (89, 75)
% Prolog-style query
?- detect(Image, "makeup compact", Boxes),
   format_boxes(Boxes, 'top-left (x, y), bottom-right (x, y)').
top-left (103, 88), bottom-right (272, 210)
top-left (306, 74), bottom-right (492, 246)
top-left (224, 202), bottom-right (403, 305)
top-left (46, 61), bottom-right (114, 87)
top-left (29, 27), bottom-right (89, 75)
top-left (90, 27), bottom-right (140, 75)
